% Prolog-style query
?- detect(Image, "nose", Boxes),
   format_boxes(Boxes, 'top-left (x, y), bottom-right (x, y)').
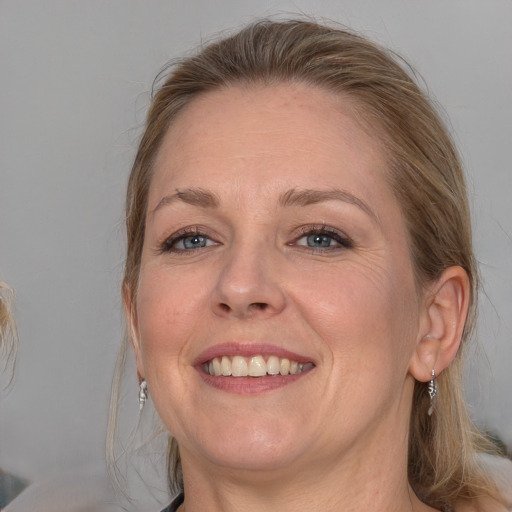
top-left (211, 241), bottom-right (286, 319)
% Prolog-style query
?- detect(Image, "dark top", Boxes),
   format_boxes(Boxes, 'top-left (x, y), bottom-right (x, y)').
top-left (161, 493), bottom-right (184, 512)
top-left (0, 468), bottom-right (30, 507)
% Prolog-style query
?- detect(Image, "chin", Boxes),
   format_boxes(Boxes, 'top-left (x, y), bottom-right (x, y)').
top-left (185, 419), bottom-right (311, 473)
top-left (204, 445), bottom-right (302, 474)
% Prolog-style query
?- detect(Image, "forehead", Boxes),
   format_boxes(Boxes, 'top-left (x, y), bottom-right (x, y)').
top-left (150, 83), bottom-right (391, 209)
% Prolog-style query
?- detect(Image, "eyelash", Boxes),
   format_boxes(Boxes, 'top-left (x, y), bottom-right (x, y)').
top-left (159, 227), bottom-right (216, 254)
top-left (291, 225), bottom-right (354, 252)
top-left (159, 224), bottom-right (354, 255)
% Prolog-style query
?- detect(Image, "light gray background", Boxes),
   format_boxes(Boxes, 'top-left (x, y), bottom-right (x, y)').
top-left (1, 0), bottom-right (511, 488)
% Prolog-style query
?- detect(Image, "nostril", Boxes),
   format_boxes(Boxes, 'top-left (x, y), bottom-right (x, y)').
top-left (214, 300), bottom-right (276, 317)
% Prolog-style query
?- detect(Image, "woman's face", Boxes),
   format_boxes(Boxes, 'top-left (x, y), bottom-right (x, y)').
top-left (130, 83), bottom-right (427, 475)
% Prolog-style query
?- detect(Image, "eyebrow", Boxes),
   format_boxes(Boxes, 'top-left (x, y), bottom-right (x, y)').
top-left (152, 186), bottom-right (377, 222)
top-left (152, 188), bottom-right (220, 214)
top-left (279, 188), bottom-right (377, 222)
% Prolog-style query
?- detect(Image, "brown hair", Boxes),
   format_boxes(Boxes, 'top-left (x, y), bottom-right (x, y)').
top-left (112, 19), bottom-right (504, 509)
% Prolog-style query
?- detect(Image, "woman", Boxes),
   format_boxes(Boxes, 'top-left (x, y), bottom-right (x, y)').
top-left (2, 282), bottom-right (124, 511)
top-left (0, 283), bottom-right (29, 506)
top-left (113, 20), bottom-right (511, 511)
top-left (0, 283), bottom-right (16, 388)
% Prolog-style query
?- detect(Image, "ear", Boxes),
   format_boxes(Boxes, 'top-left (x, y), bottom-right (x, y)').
top-left (123, 282), bottom-right (145, 380)
top-left (409, 266), bottom-right (470, 382)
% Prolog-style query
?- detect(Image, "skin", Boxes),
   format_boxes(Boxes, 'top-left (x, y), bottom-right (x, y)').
top-left (127, 83), bottom-right (469, 511)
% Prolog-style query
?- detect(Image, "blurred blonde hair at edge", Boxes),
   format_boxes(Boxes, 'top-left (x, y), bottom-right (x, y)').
top-left (108, 18), bottom-right (508, 511)
top-left (0, 282), bottom-right (17, 388)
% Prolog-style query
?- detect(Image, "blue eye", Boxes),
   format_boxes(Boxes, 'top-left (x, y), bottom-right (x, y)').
top-left (162, 231), bottom-right (217, 253)
top-left (294, 228), bottom-right (352, 251)
top-left (304, 234), bottom-right (337, 248)
top-left (178, 235), bottom-right (210, 250)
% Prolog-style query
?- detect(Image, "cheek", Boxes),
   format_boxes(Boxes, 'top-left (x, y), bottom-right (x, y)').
top-left (133, 265), bottom-right (214, 432)
top-left (135, 265), bottom-right (209, 364)
top-left (292, 257), bottom-right (419, 371)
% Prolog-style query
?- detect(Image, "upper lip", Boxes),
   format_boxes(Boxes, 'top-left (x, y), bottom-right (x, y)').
top-left (193, 342), bottom-right (314, 367)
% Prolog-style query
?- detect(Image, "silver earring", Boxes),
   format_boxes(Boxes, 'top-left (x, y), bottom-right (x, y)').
top-left (427, 369), bottom-right (437, 416)
top-left (139, 379), bottom-right (148, 411)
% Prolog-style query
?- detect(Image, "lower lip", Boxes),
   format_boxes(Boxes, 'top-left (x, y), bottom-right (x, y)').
top-left (197, 369), bottom-right (312, 394)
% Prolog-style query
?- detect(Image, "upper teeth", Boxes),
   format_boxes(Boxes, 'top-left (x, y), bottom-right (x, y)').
top-left (204, 355), bottom-right (310, 377)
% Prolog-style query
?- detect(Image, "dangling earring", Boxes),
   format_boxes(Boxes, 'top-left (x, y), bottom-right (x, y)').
top-left (427, 369), bottom-right (437, 416)
top-left (139, 379), bottom-right (148, 411)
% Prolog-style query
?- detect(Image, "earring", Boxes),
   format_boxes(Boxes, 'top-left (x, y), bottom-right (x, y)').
top-left (427, 369), bottom-right (437, 416)
top-left (139, 379), bottom-right (148, 411)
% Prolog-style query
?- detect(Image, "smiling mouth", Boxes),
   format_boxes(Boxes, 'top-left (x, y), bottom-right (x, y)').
top-left (203, 355), bottom-right (315, 377)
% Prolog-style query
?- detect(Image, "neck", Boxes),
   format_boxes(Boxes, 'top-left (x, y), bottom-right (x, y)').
top-left (177, 409), bottom-right (437, 512)
top-left (179, 462), bottom-right (417, 512)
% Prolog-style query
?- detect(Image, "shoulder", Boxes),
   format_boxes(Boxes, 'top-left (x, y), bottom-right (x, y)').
top-left (0, 468), bottom-right (29, 507)
top-left (456, 499), bottom-right (511, 512)
top-left (456, 454), bottom-right (512, 512)
top-left (4, 463), bottom-right (125, 512)
top-left (480, 453), bottom-right (512, 510)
